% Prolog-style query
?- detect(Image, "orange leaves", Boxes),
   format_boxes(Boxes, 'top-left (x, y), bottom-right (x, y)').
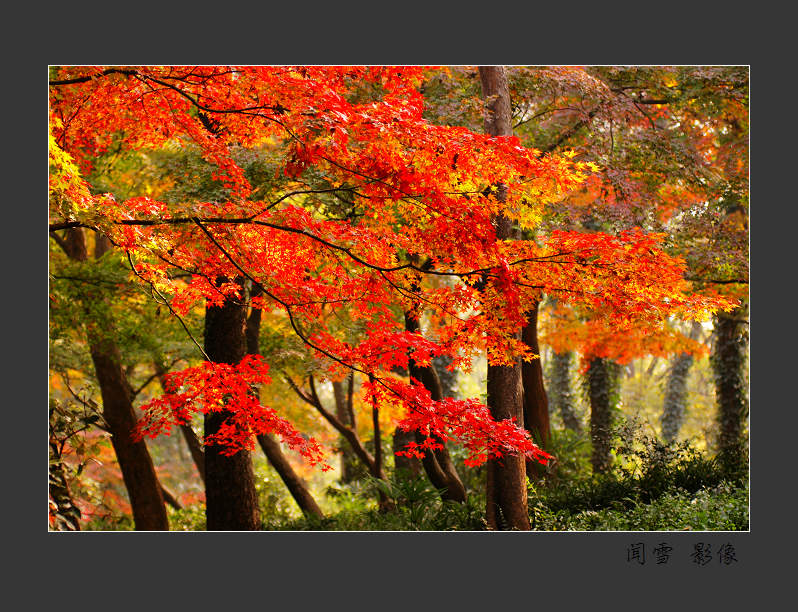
top-left (541, 301), bottom-right (710, 367)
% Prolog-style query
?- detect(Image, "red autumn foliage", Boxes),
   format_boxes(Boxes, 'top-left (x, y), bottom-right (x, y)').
top-left (49, 66), bottom-right (737, 470)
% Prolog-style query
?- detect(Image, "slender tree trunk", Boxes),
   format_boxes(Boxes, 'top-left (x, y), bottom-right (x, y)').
top-left (661, 320), bottom-right (702, 443)
top-left (480, 65), bottom-right (530, 530)
top-left (711, 304), bottom-right (749, 458)
top-left (58, 228), bottom-right (169, 530)
top-left (404, 312), bottom-right (467, 502)
top-left (521, 303), bottom-right (550, 478)
top-left (89, 341), bottom-right (170, 529)
top-left (333, 375), bottom-right (363, 482)
top-left (245, 293), bottom-right (323, 518)
top-left (368, 374), bottom-right (395, 512)
top-left (549, 350), bottom-right (581, 432)
top-left (203, 278), bottom-right (260, 530)
top-left (256, 434), bottom-right (324, 518)
top-left (587, 357), bottom-right (620, 474)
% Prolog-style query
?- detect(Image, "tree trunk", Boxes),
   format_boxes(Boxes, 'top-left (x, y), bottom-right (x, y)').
top-left (256, 434), bottom-right (324, 518)
top-left (333, 375), bottom-right (363, 482)
top-left (521, 303), bottom-right (550, 478)
top-left (480, 65), bottom-right (530, 530)
top-left (549, 351), bottom-right (581, 432)
top-left (404, 312), bottom-right (467, 503)
top-left (587, 357), bottom-right (620, 474)
top-left (58, 228), bottom-right (169, 530)
top-left (245, 294), bottom-right (323, 518)
top-left (203, 278), bottom-right (260, 531)
top-left (89, 340), bottom-right (170, 530)
top-left (660, 320), bottom-right (702, 443)
top-left (711, 304), bottom-right (749, 458)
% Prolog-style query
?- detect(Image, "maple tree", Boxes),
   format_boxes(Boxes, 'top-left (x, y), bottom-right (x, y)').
top-left (49, 66), bottom-right (738, 530)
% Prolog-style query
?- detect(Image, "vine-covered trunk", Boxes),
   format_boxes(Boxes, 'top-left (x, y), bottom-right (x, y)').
top-left (61, 228), bottom-right (169, 531)
top-left (549, 351), bottom-right (581, 432)
top-left (587, 357), bottom-right (620, 474)
top-left (661, 320), bottom-right (702, 443)
top-left (245, 294), bottom-right (323, 518)
top-left (203, 278), bottom-right (260, 531)
top-left (711, 304), bottom-right (749, 458)
top-left (521, 303), bottom-right (550, 478)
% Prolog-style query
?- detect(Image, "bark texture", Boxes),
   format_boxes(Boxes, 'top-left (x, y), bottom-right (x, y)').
top-left (203, 279), bottom-right (260, 531)
top-left (480, 65), bottom-right (530, 530)
top-left (711, 304), bottom-right (749, 457)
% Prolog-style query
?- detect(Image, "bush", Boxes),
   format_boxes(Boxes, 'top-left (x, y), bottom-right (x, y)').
top-left (527, 424), bottom-right (749, 531)
top-left (532, 482), bottom-right (749, 531)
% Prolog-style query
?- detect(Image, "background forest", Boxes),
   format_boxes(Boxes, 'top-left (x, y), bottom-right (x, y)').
top-left (48, 65), bottom-right (749, 531)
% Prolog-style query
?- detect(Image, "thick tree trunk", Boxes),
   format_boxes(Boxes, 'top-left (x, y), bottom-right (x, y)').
top-left (661, 320), bottom-right (702, 443)
top-left (521, 303), bottom-right (550, 478)
top-left (404, 312), bottom-right (467, 502)
top-left (58, 228), bottom-right (169, 530)
top-left (245, 295), bottom-right (323, 518)
top-left (203, 278), bottom-right (260, 531)
top-left (549, 351), bottom-right (581, 432)
top-left (587, 357), bottom-right (620, 474)
top-left (711, 304), bottom-right (749, 457)
top-left (480, 65), bottom-right (530, 530)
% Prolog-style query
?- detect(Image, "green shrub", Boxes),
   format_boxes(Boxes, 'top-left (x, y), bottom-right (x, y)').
top-left (532, 482), bottom-right (748, 531)
top-left (528, 425), bottom-right (749, 531)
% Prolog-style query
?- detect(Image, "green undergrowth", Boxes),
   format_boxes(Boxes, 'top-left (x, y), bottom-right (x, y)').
top-left (86, 428), bottom-right (749, 531)
top-left (531, 481), bottom-right (748, 531)
top-left (271, 475), bottom-right (486, 531)
top-left (527, 427), bottom-right (748, 531)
